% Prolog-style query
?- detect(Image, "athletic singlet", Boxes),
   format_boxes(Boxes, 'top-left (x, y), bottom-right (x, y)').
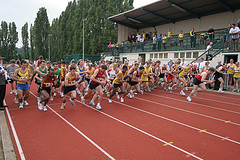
top-left (141, 67), bottom-right (151, 81)
top-left (41, 75), bottom-right (55, 88)
top-left (37, 66), bottom-right (47, 83)
top-left (234, 66), bottom-right (240, 78)
top-left (79, 66), bottom-right (85, 76)
top-left (109, 68), bottom-right (118, 80)
top-left (17, 69), bottom-right (29, 84)
top-left (67, 73), bottom-right (77, 85)
top-left (91, 69), bottom-right (105, 84)
top-left (113, 71), bottom-right (127, 84)
top-left (86, 67), bottom-right (94, 78)
top-left (55, 68), bottom-right (60, 82)
top-left (196, 70), bottom-right (209, 82)
top-left (227, 63), bottom-right (235, 74)
top-left (161, 66), bottom-right (167, 75)
top-left (179, 67), bottom-right (191, 77)
top-left (61, 66), bottom-right (66, 78)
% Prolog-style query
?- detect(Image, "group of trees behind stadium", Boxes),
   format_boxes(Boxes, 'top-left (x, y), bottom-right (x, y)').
top-left (0, 0), bottom-right (133, 62)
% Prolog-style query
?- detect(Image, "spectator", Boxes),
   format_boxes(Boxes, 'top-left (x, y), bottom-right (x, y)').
top-left (233, 62), bottom-right (240, 92)
top-left (238, 19), bottom-right (240, 28)
top-left (136, 32), bottom-right (141, 42)
top-left (180, 58), bottom-right (188, 67)
top-left (128, 33), bottom-right (132, 43)
top-left (157, 33), bottom-right (162, 50)
top-left (167, 28), bottom-right (172, 46)
top-left (176, 58), bottom-right (181, 65)
top-left (6, 59), bottom-right (19, 95)
top-left (152, 35), bottom-right (157, 50)
top-left (227, 59), bottom-right (235, 88)
top-left (178, 30), bottom-right (184, 48)
top-left (229, 24), bottom-right (239, 51)
top-left (140, 36), bottom-right (145, 50)
top-left (207, 26), bottom-right (215, 43)
top-left (206, 42), bottom-right (213, 61)
top-left (225, 24), bottom-right (231, 48)
top-left (168, 58), bottom-right (174, 66)
top-left (142, 31), bottom-right (146, 40)
top-left (192, 59), bottom-right (199, 69)
top-left (216, 61), bottom-right (223, 69)
top-left (199, 58), bottom-right (205, 73)
top-left (131, 33), bottom-right (136, 42)
top-left (149, 32), bottom-right (152, 41)
top-left (200, 32), bottom-right (208, 47)
top-left (0, 65), bottom-right (7, 110)
top-left (153, 28), bottom-right (157, 38)
top-left (190, 28), bottom-right (196, 48)
top-left (162, 34), bottom-right (167, 50)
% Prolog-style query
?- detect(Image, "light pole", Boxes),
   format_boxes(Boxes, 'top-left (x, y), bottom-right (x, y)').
top-left (48, 34), bottom-right (51, 61)
top-left (83, 18), bottom-right (87, 61)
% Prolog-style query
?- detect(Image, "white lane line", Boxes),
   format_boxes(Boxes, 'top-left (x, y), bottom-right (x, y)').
top-left (102, 97), bottom-right (240, 145)
top-left (73, 99), bottom-right (203, 160)
top-left (204, 91), bottom-right (240, 101)
top-left (5, 108), bottom-right (26, 160)
top-left (30, 92), bottom-right (115, 160)
top-left (133, 96), bottom-right (240, 126)
top-left (145, 92), bottom-right (240, 115)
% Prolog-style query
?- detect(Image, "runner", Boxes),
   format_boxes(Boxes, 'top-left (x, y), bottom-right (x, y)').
top-left (6, 59), bottom-right (19, 95)
top-left (76, 59), bottom-right (86, 96)
top-left (159, 63), bottom-right (168, 91)
top-left (141, 61), bottom-right (153, 93)
top-left (60, 61), bottom-right (67, 97)
top-left (108, 65), bottom-right (128, 103)
top-left (52, 62), bottom-right (61, 99)
top-left (81, 65), bottom-right (108, 110)
top-left (31, 68), bottom-right (57, 111)
top-left (107, 63), bottom-right (119, 97)
top-left (35, 60), bottom-right (47, 102)
top-left (12, 60), bottom-right (33, 109)
top-left (214, 63), bottom-right (227, 93)
top-left (187, 67), bottom-right (215, 102)
top-left (125, 63), bottom-right (140, 98)
top-left (61, 66), bottom-right (81, 109)
top-left (167, 64), bottom-right (179, 93)
top-left (172, 64), bottom-right (193, 95)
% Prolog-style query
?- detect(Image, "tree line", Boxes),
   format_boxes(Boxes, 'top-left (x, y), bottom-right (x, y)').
top-left (0, 0), bottom-right (133, 62)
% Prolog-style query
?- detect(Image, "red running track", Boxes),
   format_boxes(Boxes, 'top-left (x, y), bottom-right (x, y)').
top-left (4, 84), bottom-right (240, 160)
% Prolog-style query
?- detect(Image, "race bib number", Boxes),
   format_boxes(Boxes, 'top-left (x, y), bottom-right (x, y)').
top-left (45, 83), bottom-right (51, 87)
top-left (183, 72), bottom-right (187, 75)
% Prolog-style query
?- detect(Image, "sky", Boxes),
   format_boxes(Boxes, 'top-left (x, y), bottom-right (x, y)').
top-left (0, 0), bottom-right (158, 47)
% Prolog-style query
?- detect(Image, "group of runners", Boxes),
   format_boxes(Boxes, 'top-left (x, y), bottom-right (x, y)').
top-left (5, 56), bottom-right (240, 111)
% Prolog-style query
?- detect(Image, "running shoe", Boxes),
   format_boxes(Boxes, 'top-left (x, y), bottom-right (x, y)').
top-left (23, 100), bottom-right (29, 106)
top-left (129, 94), bottom-right (133, 99)
top-left (81, 96), bottom-right (85, 104)
top-left (60, 103), bottom-right (65, 109)
top-left (69, 98), bottom-right (75, 106)
top-left (50, 97), bottom-right (53, 101)
top-left (10, 91), bottom-right (14, 95)
top-left (19, 103), bottom-right (23, 109)
top-left (108, 99), bottom-right (112, 103)
top-left (14, 97), bottom-right (19, 104)
top-left (120, 97), bottom-right (124, 102)
top-left (187, 96), bottom-right (192, 102)
top-left (180, 90), bottom-right (186, 96)
top-left (237, 90), bottom-right (240, 93)
top-left (38, 102), bottom-right (43, 110)
top-left (43, 106), bottom-right (47, 112)
top-left (76, 89), bottom-right (81, 95)
top-left (185, 87), bottom-right (188, 91)
top-left (164, 88), bottom-right (168, 91)
top-left (116, 92), bottom-right (120, 99)
top-left (53, 93), bottom-right (56, 97)
top-left (96, 104), bottom-right (102, 110)
top-left (193, 93), bottom-right (197, 97)
top-left (232, 89), bottom-right (237, 92)
top-left (170, 90), bottom-right (173, 94)
top-left (218, 89), bottom-right (224, 93)
top-left (60, 93), bottom-right (64, 98)
top-left (107, 92), bottom-right (110, 97)
top-left (89, 101), bottom-right (96, 106)
top-left (140, 90), bottom-right (144, 94)
top-left (15, 90), bottom-right (18, 95)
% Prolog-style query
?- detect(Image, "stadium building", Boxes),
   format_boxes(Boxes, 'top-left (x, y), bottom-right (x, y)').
top-left (104, 0), bottom-right (240, 67)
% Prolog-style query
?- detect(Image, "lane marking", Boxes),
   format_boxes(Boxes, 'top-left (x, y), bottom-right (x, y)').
top-left (186, 152), bottom-right (197, 158)
top-left (30, 92), bottom-right (115, 160)
top-left (221, 137), bottom-right (230, 141)
top-left (5, 108), bottom-right (26, 160)
top-left (145, 92), bottom-right (240, 115)
top-left (74, 99), bottom-right (203, 160)
top-left (199, 129), bottom-right (206, 133)
top-left (163, 142), bottom-right (173, 146)
top-left (102, 97), bottom-right (240, 145)
top-left (134, 96), bottom-right (240, 126)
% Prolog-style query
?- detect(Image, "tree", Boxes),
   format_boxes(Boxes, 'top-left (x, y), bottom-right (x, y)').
top-left (33, 7), bottom-right (50, 60)
top-left (21, 22), bottom-right (29, 59)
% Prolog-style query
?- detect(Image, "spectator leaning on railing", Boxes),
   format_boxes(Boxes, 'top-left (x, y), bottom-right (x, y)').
top-left (190, 28), bottom-right (196, 48)
top-left (178, 30), bottom-right (184, 48)
top-left (206, 42), bottom-right (213, 61)
top-left (229, 24), bottom-right (239, 51)
top-left (157, 33), bottom-right (162, 50)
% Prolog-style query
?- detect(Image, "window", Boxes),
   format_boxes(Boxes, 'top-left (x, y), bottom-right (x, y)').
top-left (186, 52), bottom-right (191, 58)
top-left (180, 52), bottom-right (185, 58)
top-left (164, 53), bottom-right (168, 58)
top-left (193, 52), bottom-right (199, 58)
top-left (174, 52), bottom-right (179, 58)
top-left (154, 53), bottom-right (158, 59)
top-left (150, 54), bottom-right (153, 59)
top-left (159, 53), bottom-right (163, 58)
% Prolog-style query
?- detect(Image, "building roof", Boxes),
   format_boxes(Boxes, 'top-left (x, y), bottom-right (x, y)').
top-left (108, 0), bottom-right (240, 30)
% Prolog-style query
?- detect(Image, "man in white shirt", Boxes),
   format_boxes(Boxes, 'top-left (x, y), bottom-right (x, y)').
top-left (199, 58), bottom-right (205, 73)
top-left (180, 58), bottom-right (188, 67)
top-left (229, 23), bottom-right (239, 50)
top-left (192, 59), bottom-right (199, 68)
top-left (206, 42), bottom-right (213, 61)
